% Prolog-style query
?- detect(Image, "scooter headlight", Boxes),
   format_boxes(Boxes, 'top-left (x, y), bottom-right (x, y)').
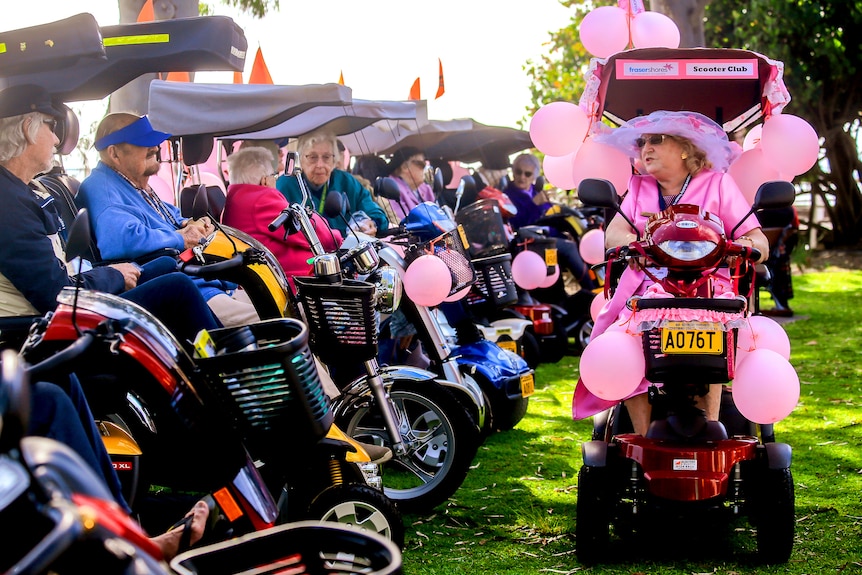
top-left (368, 266), bottom-right (402, 313)
top-left (656, 240), bottom-right (719, 262)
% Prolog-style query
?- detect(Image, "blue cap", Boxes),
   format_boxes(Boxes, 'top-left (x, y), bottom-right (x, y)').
top-left (94, 116), bottom-right (171, 151)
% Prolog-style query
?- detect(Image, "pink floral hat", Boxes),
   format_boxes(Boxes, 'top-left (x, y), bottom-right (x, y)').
top-left (593, 110), bottom-right (740, 172)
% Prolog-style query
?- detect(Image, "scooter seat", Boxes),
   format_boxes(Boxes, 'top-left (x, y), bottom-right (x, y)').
top-left (646, 418), bottom-right (729, 441)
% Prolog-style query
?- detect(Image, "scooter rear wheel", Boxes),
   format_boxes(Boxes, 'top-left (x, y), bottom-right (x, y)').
top-left (307, 483), bottom-right (405, 548)
top-left (339, 380), bottom-right (479, 514)
top-left (575, 465), bottom-right (612, 565)
top-left (753, 467), bottom-right (795, 563)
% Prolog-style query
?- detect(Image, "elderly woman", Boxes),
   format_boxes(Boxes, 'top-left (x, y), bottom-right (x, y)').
top-left (573, 110), bottom-right (769, 436)
top-left (222, 146), bottom-right (342, 281)
top-left (275, 130), bottom-right (388, 236)
top-left (384, 146), bottom-right (436, 222)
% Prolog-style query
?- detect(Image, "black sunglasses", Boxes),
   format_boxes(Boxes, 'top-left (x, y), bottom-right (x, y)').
top-left (635, 134), bottom-right (669, 148)
top-left (513, 168), bottom-right (534, 178)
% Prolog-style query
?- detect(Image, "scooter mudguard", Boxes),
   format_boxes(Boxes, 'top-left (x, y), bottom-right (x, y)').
top-left (454, 340), bottom-right (531, 399)
top-left (764, 442), bottom-right (792, 469)
top-left (582, 440), bottom-right (609, 467)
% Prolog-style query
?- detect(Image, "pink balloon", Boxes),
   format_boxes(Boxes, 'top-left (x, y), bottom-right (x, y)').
top-left (760, 114), bottom-right (820, 177)
top-left (443, 284), bottom-right (471, 303)
top-left (543, 152), bottom-right (578, 190)
top-left (199, 171), bottom-right (227, 195)
top-left (736, 315), bottom-right (791, 360)
top-left (589, 291), bottom-right (607, 322)
top-left (728, 148), bottom-right (780, 204)
top-left (529, 102), bottom-right (590, 157)
top-left (572, 139), bottom-right (632, 197)
top-left (404, 255), bottom-right (451, 307)
top-left (579, 330), bottom-right (645, 401)
top-left (538, 265), bottom-right (561, 289)
top-left (148, 175), bottom-right (175, 205)
top-left (732, 348), bottom-right (799, 424)
top-left (742, 124), bottom-right (762, 151)
top-left (579, 5), bottom-right (629, 58)
top-left (579, 228), bottom-right (606, 265)
top-left (631, 11), bottom-right (680, 49)
top-left (511, 250), bottom-right (547, 291)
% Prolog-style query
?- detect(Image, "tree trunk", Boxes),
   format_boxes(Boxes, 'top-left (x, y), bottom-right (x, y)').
top-left (650, 0), bottom-right (710, 48)
top-left (816, 127), bottom-right (862, 246)
top-left (110, 0), bottom-right (199, 115)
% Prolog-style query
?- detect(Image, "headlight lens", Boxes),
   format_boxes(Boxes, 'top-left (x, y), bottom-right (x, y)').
top-left (657, 240), bottom-right (718, 262)
top-left (369, 266), bottom-right (402, 313)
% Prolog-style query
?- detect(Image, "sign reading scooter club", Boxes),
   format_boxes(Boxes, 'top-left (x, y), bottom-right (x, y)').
top-left (615, 59), bottom-right (759, 80)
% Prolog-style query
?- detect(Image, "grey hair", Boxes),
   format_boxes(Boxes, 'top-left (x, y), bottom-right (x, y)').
top-left (227, 146), bottom-right (275, 185)
top-left (511, 152), bottom-right (541, 175)
top-left (0, 112), bottom-right (43, 163)
top-left (296, 130), bottom-right (338, 161)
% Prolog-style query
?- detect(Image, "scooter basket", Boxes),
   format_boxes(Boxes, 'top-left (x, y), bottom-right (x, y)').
top-left (405, 226), bottom-right (476, 296)
top-left (195, 318), bottom-right (332, 445)
top-left (470, 253), bottom-right (518, 308)
top-left (293, 276), bottom-right (379, 365)
top-left (171, 521), bottom-right (402, 575)
top-left (454, 199), bottom-right (510, 258)
top-left (637, 297), bottom-right (745, 385)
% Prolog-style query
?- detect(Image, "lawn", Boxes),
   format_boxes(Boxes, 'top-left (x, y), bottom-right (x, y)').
top-left (399, 269), bottom-right (862, 574)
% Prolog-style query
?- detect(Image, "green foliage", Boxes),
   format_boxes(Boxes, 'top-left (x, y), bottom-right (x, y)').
top-left (400, 270), bottom-right (862, 574)
top-left (199, 0), bottom-right (279, 18)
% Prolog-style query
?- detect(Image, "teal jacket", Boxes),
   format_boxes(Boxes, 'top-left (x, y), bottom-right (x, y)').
top-left (275, 169), bottom-right (388, 235)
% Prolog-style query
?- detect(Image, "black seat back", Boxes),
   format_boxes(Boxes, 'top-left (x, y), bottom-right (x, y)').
top-left (179, 184), bottom-right (226, 222)
top-left (31, 169), bottom-right (102, 263)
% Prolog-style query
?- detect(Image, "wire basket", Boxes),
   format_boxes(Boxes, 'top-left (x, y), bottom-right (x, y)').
top-left (470, 253), bottom-right (518, 308)
top-left (405, 226), bottom-right (476, 296)
top-left (195, 318), bottom-right (333, 447)
top-left (454, 199), bottom-right (510, 258)
top-left (171, 520), bottom-right (403, 575)
top-left (293, 276), bottom-right (379, 365)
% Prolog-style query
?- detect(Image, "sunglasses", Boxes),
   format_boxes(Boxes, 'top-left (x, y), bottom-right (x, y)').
top-left (513, 168), bottom-right (534, 178)
top-left (635, 134), bottom-right (669, 148)
top-left (42, 118), bottom-right (58, 134)
top-left (410, 159), bottom-right (426, 168)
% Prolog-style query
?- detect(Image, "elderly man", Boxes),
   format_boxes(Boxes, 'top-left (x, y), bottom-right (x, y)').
top-left (77, 112), bottom-right (259, 327)
top-left (275, 130), bottom-right (388, 236)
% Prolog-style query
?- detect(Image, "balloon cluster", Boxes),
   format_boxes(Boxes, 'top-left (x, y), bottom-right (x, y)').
top-left (511, 250), bottom-right (555, 291)
top-left (579, 4), bottom-right (680, 59)
top-left (728, 114), bottom-right (820, 203)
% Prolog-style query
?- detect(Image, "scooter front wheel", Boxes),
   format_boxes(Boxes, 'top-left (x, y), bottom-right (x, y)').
top-left (339, 381), bottom-right (479, 514)
top-left (307, 483), bottom-right (405, 548)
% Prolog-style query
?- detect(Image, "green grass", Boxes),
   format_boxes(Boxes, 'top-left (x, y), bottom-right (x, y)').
top-left (399, 270), bottom-right (862, 574)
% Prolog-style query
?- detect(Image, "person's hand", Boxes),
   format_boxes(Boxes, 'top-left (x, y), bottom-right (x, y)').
top-left (179, 224), bottom-right (210, 250)
top-left (260, 174), bottom-right (277, 188)
top-left (358, 220), bottom-right (378, 236)
top-left (150, 499), bottom-right (210, 561)
top-left (185, 217), bottom-right (214, 234)
top-left (109, 262), bottom-right (141, 291)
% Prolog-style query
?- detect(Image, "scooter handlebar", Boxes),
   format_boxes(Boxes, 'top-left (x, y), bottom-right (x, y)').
top-left (27, 331), bottom-right (95, 377)
top-left (268, 210), bottom-right (290, 232)
top-left (181, 253), bottom-right (246, 278)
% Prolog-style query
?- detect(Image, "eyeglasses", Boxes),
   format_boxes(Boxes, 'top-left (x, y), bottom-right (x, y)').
top-left (513, 168), bottom-right (534, 178)
top-left (304, 153), bottom-right (335, 165)
top-left (42, 118), bottom-right (58, 134)
top-left (636, 134), bottom-right (669, 148)
top-left (410, 159), bottom-right (426, 168)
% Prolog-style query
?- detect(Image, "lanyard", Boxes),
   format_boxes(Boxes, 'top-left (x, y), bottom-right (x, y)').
top-left (315, 181), bottom-right (329, 214)
top-left (658, 173), bottom-right (692, 211)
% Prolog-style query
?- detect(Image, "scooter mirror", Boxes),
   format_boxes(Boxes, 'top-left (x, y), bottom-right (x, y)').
top-left (323, 189), bottom-right (347, 219)
top-left (65, 208), bottom-right (93, 264)
top-left (535, 175), bottom-right (546, 191)
top-left (0, 349), bottom-right (32, 449)
top-left (753, 181), bottom-right (795, 211)
top-left (432, 167), bottom-right (445, 197)
top-left (373, 176), bottom-right (402, 201)
top-left (577, 178), bottom-right (621, 210)
top-left (191, 184), bottom-right (210, 220)
top-left (55, 104), bottom-right (79, 156)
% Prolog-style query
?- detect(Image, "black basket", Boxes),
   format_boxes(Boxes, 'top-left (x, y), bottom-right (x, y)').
top-left (454, 199), bottom-right (510, 258)
top-left (195, 318), bottom-right (332, 446)
top-left (171, 521), bottom-right (402, 575)
top-left (471, 253), bottom-right (518, 308)
top-left (521, 236), bottom-right (558, 275)
top-left (294, 277), bottom-right (379, 365)
top-left (638, 298), bottom-right (745, 385)
top-left (405, 226), bottom-right (476, 296)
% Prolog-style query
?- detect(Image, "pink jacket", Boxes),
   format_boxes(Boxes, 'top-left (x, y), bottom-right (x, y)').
top-left (572, 170), bottom-right (761, 419)
top-left (223, 183), bottom-right (342, 286)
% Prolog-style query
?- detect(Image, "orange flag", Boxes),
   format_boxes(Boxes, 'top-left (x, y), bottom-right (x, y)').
top-left (164, 71), bottom-right (190, 82)
top-left (233, 71), bottom-right (243, 84)
top-left (338, 70), bottom-right (345, 85)
top-left (137, 0), bottom-right (155, 22)
top-left (408, 77), bottom-right (421, 100)
top-left (248, 47), bottom-right (274, 85)
top-left (435, 58), bottom-right (445, 99)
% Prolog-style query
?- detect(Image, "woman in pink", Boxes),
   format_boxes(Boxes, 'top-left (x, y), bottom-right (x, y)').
top-left (572, 111), bottom-right (769, 435)
top-left (384, 146), bottom-right (436, 223)
top-left (222, 146), bottom-right (342, 284)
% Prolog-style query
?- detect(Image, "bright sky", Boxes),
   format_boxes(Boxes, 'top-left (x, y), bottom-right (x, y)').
top-left (5, 0), bottom-right (574, 130)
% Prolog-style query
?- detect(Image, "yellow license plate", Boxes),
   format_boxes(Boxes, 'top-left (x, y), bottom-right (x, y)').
top-left (520, 373), bottom-right (535, 397)
top-left (498, 340), bottom-right (518, 354)
top-left (544, 248), bottom-right (558, 266)
top-left (660, 322), bottom-right (723, 355)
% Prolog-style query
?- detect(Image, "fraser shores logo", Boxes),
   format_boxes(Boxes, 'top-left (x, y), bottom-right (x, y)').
top-left (618, 60), bottom-right (757, 79)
